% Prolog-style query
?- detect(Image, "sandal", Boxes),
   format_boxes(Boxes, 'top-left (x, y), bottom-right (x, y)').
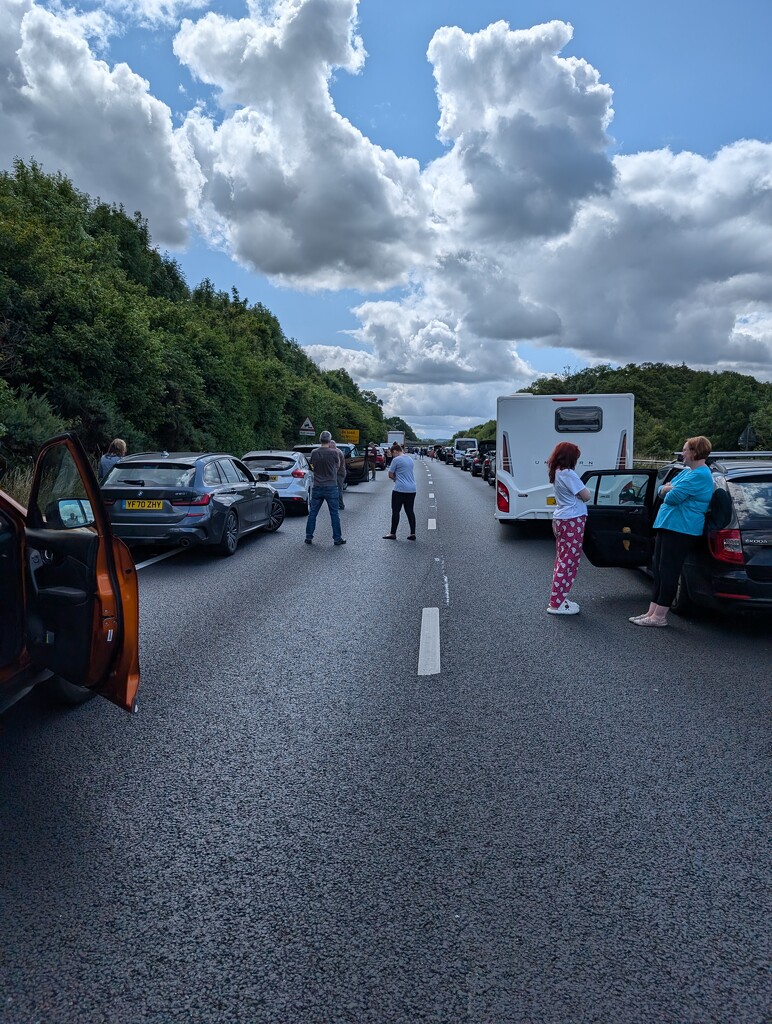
top-left (383, 534), bottom-right (396, 539)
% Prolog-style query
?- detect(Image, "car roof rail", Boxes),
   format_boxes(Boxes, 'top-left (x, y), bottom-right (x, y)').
top-left (706, 451), bottom-right (772, 464)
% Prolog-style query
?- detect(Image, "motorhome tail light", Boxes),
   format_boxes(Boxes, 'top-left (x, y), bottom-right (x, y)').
top-left (291, 468), bottom-right (306, 479)
top-left (551, 397), bottom-right (578, 401)
top-left (172, 492), bottom-right (211, 506)
top-left (501, 433), bottom-right (512, 474)
top-left (497, 481), bottom-right (510, 513)
top-left (708, 529), bottom-right (744, 565)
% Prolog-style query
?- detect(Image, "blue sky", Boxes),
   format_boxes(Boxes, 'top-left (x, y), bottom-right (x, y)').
top-left (1, 0), bottom-right (771, 435)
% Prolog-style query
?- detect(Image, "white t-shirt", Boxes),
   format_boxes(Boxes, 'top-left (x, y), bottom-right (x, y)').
top-left (553, 467), bottom-right (587, 520)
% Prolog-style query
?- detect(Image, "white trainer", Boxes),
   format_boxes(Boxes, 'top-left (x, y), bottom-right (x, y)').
top-left (547, 599), bottom-right (580, 615)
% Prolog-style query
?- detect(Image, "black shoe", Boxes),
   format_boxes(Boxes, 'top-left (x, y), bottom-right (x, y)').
top-left (339, 504), bottom-right (345, 510)
top-left (334, 539), bottom-right (346, 545)
top-left (304, 537), bottom-right (313, 544)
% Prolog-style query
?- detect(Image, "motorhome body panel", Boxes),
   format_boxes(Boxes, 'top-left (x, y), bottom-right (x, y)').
top-left (495, 394), bottom-right (634, 521)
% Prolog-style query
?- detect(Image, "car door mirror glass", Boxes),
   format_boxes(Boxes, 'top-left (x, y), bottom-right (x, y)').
top-left (52, 498), bottom-right (95, 527)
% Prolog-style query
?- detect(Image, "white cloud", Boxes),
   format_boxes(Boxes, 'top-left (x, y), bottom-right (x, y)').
top-left (174, 0), bottom-right (433, 288)
top-left (1, 0), bottom-right (770, 428)
top-left (0, 0), bottom-right (198, 243)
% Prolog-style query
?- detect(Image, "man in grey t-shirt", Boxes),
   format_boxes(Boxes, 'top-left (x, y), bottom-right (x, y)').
top-left (306, 431), bottom-right (346, 545)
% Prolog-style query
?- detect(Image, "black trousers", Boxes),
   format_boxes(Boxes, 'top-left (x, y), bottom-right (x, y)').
top-left (391, 491), bottom-right (416, 534)
top-left (651, 528), bottom-right (699, 606)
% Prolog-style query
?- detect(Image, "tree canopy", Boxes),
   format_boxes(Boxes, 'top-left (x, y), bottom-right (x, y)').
top-left (0, 161), bottom-right (406, 467)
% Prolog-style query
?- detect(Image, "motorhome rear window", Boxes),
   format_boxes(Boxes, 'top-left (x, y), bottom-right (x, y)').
top-left (555, 407), bottom-right (603, 433)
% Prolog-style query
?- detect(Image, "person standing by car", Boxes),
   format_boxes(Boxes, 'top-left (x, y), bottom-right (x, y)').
top-left (306, 432), bottom-right (346, 545)
top-left (547, 442), bottom-right (591, 616)
top-left (98, 438), bottom-right (127, 483)
top-left (383, 443), bottom-right (417, 540)
top-left (630, 436), bottom-right (714, 628)
top-left (330, 440), bottom-right (347, 510)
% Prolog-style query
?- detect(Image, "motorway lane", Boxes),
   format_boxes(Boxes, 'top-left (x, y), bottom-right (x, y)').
top-left (0, 458), bottom-right (769, 1023)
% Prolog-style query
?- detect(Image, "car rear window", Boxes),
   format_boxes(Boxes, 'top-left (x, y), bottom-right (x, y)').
top-left (105, 464), bottom-right (195, 487)
top-left (727, 476), bottom-right (772, 524)
top-left (245, 457), bottom-right (295, 471)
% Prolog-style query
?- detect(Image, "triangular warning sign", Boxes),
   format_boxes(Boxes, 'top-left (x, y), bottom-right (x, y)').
top-left (300, 417), bottom-right (314, 432)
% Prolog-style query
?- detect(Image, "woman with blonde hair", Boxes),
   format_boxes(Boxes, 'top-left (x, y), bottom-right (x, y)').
top-left (98, 438), bottom-right (127, 483)
top-left (630, 435), bottom-right (714, 628)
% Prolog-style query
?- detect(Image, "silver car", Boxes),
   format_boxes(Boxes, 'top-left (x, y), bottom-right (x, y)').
top-left (242, 450), bottom-right (312, 514)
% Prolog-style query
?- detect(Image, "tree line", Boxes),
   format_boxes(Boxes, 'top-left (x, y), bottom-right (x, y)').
top-left (0, 160), bottom-right (410, 469)
top-left (454, 363), bottom-right (772, 457)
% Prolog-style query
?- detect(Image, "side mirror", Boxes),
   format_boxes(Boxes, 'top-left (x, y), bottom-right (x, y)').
top-left (54, 498), bottom-right (95, 528)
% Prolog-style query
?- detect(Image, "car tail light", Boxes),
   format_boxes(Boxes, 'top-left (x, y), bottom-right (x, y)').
top-left (172, 492), bottom-right (211, 507)
top-left (708, 529), bottom-right (744, 565)
top-left (291, 469), bottom-right (306, 479)
top-left (497, 481), bottom-right (510, 513)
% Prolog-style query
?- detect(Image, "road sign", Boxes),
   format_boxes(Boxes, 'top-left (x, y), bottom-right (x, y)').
top-left (299, 417), bottom-right (315, 436)
top-left (339, 429), bottom-right (360, 443)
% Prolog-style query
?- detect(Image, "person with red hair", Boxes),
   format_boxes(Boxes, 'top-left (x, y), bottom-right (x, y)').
top-left (546, 442), bottom-right (591, 615)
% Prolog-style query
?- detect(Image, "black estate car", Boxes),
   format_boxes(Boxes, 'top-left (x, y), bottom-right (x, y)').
top-left (581, 451), bottom-right (772, 614)
top-left (102, 452), bottom-right (285, 555)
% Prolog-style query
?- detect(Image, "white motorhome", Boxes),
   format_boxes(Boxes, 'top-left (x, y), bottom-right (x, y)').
top-left (495, 393), bottom-right (634, 521)
top-left (452, 437), bottom-right (477, 466)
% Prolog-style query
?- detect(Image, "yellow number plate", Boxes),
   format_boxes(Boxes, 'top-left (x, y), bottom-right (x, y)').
top-left (546, 496), bottom-right (557, 506)
top-left (124, 500), bottom-right (163, 510)
top-left (269, 475), bottom-right (279, 481)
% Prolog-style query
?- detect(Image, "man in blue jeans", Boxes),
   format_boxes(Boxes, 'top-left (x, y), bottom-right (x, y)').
top-left (306, 431), bottom-right (346, 545)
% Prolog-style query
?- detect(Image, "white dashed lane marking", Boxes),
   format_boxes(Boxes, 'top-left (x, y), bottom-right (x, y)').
top-left (135, 548), bottom-right (184, 571)
top-left (428, 519), bottom-right (437, 530)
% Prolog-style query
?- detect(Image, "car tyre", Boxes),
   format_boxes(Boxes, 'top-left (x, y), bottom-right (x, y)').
top-left (264, 497), bottom-right (285, 533)
top-left (219, 510), bottom-right (239, 555)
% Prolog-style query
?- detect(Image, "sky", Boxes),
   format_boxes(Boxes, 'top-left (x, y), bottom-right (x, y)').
top-left (1, 0), bottom-right (771, 438)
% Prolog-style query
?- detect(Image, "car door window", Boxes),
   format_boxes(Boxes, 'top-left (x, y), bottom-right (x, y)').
top-left (203, 462), bottom-right (222, 486)
top-left (231, 461), bottom-right (251, 483)
top-left (217, 459), bottom-right (240, 485)
top-left (588, 472), bottom-right (653, 506)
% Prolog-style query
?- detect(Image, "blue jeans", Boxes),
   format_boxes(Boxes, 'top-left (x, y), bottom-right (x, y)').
top-left (306, 484), bottom-right (342, 541)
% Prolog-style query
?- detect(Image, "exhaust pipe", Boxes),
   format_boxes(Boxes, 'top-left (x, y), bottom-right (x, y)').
top-left (178, 537), bottom-right (191, 548)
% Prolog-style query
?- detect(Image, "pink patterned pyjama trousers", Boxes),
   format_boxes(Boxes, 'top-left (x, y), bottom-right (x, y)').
top-left (549, 516), bottom-right (586, 608)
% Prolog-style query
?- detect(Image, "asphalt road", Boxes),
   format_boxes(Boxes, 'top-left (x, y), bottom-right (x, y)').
top-left (1, 459), bottom-right (769, 1023)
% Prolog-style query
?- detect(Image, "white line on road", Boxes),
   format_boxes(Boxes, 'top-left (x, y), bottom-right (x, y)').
top-left (135, 548), bottom-right (184, 571)
top-left (429, 493), bottom-right (434, 498)
top-left (418, 607), bottom-right (441, 675)
top-left (428, 518), bottom-right (437, 530)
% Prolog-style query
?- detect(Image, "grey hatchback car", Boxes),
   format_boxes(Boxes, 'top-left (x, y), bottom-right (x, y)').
top-left (101, 452), bottom-right (285, 555)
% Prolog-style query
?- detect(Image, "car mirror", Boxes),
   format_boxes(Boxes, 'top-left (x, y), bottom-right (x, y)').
top-left (54, 498), bottom-right (95, 528)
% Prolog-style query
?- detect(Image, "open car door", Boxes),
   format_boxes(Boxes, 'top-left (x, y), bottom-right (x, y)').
top-left (24, 433), bottom-right (140, 712)
top-left (581, 469), bottom-right (659, 568)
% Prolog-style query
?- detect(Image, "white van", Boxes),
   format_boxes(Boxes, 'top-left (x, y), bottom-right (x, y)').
top-left (494, 393), bottom-right (634, 521)
top-left (452, 437), bottom-right (477, 466)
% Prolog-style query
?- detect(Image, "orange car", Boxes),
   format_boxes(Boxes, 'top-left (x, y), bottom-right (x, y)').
top-left (0, 433), bottom-right (140, 714)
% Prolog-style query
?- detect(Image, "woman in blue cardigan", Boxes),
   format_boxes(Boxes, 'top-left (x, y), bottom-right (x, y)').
top-left (630, 435), bottom-right (714, 628)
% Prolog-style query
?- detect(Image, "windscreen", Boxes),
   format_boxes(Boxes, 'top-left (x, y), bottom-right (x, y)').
top-left (454, 439), bottom-right (476, 451)
top-left (104, 464), bottom-right (195, 487)
top-left (727, 476), bottom-right (772, 524)
top-left (244, 457), bottom-right (295, 472)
